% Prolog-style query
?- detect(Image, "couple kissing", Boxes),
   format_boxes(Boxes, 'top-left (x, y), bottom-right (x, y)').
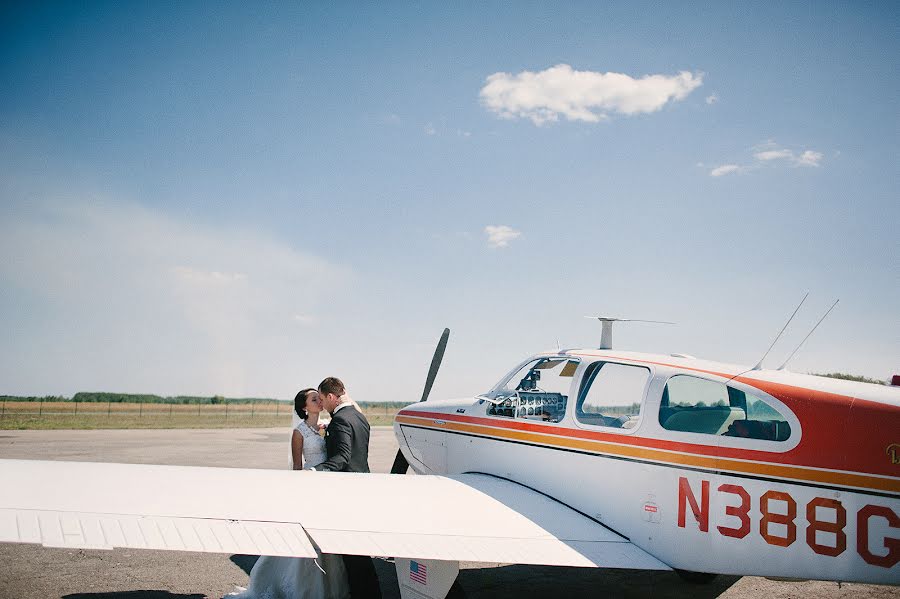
top-left (229, 377), bottom-right (381, 599)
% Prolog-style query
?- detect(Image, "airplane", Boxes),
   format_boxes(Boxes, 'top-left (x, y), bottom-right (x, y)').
top-left (0, 320), bottom-right (898, 598)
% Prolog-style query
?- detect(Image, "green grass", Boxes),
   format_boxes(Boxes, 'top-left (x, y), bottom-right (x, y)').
top-left (364, 414), bottom-right (396, 426)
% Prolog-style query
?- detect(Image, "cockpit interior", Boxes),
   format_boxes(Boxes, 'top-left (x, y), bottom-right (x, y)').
top-left (485, 357), bottom-right (577, 423)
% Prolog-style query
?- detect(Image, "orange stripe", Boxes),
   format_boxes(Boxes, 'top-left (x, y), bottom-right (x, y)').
top-left (396, 415), bottom-right (900, 495)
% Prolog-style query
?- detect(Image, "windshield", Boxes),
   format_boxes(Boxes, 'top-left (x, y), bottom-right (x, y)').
top-left (483, 356), bottom-right (580, 401)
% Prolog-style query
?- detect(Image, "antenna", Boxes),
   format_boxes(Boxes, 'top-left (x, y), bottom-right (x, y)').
top-left (584, 316), bottom-right (675, 350)
top-left (752, 292), bottom-right (808, 371)
top-left (777, 299), bottom-right (839, 370)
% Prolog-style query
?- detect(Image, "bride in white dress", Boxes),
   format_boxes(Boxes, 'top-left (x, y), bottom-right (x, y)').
top-left (227, 389), bottom-right (349, 599)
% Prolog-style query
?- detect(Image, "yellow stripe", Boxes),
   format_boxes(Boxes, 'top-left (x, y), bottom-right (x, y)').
top-left (396, 415), bottom-right (900, 494)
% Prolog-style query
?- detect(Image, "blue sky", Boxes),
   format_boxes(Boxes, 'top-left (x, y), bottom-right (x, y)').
top-left (1, 2), bottom-right (897, 401)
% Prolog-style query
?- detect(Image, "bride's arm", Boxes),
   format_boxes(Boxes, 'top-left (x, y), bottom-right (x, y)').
top-left (291, 429), bottom-right (304, 471)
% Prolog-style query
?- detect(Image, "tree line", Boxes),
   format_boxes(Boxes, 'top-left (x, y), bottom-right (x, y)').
top-left (0, 372), bottom-right (888, 407)
top-left (0, 393), bottom-right (412, 407)
top-left (813, 373), bottom-right (887, 385)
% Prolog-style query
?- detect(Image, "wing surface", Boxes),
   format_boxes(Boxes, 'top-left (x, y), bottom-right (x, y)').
top-left (0, 459), bottom-right (668, 570)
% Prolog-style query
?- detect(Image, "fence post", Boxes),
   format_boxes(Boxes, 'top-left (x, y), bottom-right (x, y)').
top-left (225, 399), bottom-right (228, 421)
top-left (1, 399), bottom-right (5, 419)
top-left (276, 400), bottom-right (280, 417)
top-left (251, 400), bottom-right (255, 419)
top-left (107, 399), bottom-right (112, 418)
top-left (74, 397), bottom-right (78, 416)
top-left (139, 398), bottom-right (143, 417)
top-left (198, 401), bottom-right (201, 417)
top-left (169, 402), bottom-right (173, 418)
top-left (39, 397), bottom-right (44, 416)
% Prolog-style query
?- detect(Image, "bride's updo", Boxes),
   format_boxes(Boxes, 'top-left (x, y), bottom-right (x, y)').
top-left (294, 388), bottom-right (316, 419)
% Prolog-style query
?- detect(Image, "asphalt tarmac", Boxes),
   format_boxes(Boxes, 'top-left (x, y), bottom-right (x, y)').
top-left (0, 428), bottom-right (895, 599)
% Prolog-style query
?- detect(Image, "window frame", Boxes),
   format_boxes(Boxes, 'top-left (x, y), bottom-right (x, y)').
top-left (656, 373), bottom-right (801, 452)
top-left (573, 360), bottom-right (652, 433)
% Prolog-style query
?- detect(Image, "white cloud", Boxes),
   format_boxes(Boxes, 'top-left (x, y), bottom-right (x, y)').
top-left (797, 150), bottom-right (823, 167)
top-left (292, 314), bottom-right (317, 326)
top-left (710, 142), bottom-right (825, 177)
top-left (424, 123), bottom-right (471, 138)
top-left (479, 64), bottom-right (703, 125)
top-left (484, 225), bottom-right (522, 248)
top-left (705, 93), bottom-right (718, 105)
top-left (172, 267), bottom-right (247, 284)
top-left (0, 200), bottom-right (348, 396)
top-left (754, 149), bottom-right (793, 161)
top-left (710, 164), bottom-right (742, 177)
top-left (752, 143), bottom-right (824, 167)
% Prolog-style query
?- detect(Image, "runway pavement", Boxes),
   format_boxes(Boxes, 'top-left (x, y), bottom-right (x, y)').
top-left (0, 428), bottom-right (895, 599)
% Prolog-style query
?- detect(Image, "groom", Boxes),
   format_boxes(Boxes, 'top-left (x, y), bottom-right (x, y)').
top-left (313, 377), bottom-right (382, 599)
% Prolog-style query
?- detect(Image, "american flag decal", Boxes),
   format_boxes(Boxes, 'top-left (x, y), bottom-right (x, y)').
top-left (409, 560), bottom-right (427, 584)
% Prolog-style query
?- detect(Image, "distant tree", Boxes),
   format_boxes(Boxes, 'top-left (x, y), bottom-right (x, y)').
top-left (813, 372), bottom-right (886, 386)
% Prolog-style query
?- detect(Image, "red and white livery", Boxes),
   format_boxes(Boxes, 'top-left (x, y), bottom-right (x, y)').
top-left (1, 340), bottom-right (897, 598)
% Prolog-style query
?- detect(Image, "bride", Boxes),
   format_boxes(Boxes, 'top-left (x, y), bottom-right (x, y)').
top-left (227, 389), bottom-right (350, 599)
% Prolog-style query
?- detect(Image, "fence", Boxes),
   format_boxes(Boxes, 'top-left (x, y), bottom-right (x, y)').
top-left (0, 399), bottom-right (284, 420)
top-left (0, 398), bottom-right (400, 427)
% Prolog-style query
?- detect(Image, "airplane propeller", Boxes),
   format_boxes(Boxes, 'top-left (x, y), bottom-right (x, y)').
top-left (390, 327), bottom-right (450, 474)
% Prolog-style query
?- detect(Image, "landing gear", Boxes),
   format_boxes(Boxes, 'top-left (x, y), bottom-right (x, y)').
top-left (446, 580), bottom-right (468, 598)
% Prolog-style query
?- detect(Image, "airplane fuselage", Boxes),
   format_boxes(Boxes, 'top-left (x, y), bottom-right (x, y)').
top-left (393, 350), bottom-right (900, 584)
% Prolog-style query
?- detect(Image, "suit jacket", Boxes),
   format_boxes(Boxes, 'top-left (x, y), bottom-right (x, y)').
top-left (317, 404), bottom-right (371, 473)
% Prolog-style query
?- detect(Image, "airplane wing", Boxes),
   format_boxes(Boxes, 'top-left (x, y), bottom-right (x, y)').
top-left (0, 459), bottom-right (669, 570)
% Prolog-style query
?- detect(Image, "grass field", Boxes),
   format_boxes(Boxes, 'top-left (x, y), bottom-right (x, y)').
top-left (0, 401), bottom-right (400, 429)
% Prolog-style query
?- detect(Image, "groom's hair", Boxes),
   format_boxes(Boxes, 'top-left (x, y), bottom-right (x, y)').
top-left (318, 377), bottom-right (345, 397)
top-left (294, 388), bottom-right (315, 419)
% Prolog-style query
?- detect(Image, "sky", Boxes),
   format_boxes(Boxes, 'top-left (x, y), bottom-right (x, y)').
top-left (1, 2), bottom-right (897, 402)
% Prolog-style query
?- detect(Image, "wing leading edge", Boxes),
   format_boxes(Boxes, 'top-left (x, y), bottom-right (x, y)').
top-left (0, 459), bottom-right (669, 570)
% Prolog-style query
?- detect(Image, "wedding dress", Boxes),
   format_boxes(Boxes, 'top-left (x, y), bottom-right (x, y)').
top-left (227, 420), bottom-right (349, 599)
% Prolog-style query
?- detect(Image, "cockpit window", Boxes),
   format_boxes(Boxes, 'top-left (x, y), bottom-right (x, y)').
top-left (484, 357), bottom-right (579, 423)
top-left (659, 375), bottom-right (792, 441)
top-left (575, 361), bottom-right (650, 429)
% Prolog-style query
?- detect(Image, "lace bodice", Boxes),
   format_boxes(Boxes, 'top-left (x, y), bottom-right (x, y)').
top-left (292, 420), bottom-right (326, 470)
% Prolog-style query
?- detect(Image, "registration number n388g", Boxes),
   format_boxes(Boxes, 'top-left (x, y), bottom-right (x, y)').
top-left (677, 477), bottom-right (899, 568)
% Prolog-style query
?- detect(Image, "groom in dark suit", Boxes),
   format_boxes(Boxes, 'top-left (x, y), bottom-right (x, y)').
top-left (313, 377), bottom-right (382, 598)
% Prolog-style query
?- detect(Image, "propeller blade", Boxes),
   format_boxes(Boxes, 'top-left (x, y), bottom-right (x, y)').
top-left (420, 327), bottom-right (450, 403)
top-left (390, 450), bottom-right (410, 474)
top-left (391, 328), bottom-right (450, 474)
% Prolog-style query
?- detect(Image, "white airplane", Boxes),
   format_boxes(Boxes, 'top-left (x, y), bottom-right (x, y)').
top-left (0, 323), bottom-right (898, 598)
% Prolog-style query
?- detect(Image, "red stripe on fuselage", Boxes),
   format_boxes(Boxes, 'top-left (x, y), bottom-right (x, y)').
top-left (398, 396), bottom-right (898, 481)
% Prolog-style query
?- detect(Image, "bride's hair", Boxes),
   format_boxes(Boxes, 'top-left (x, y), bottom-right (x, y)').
top-left (293, 388), bottom-right (316, 420)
